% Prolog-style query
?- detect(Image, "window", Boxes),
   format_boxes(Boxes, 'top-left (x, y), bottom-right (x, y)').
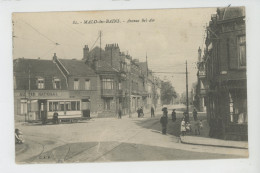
top-left (53, 78), bottom-right (61, 89)
top-left (74, 79), bottom-right (79, 90)
top-left (118, 82), bottom-right (122, 90)
top-left (104, 98), bottom-right (111, 110)
top-left (85, 79), bottom-right (90, 90)
top-left (20, 99), bottom-right (27, 114)
top-left (37, 77), bottom-right (44, 89)
top-left (102, 78), bottom-right (114, 90)
top-left (238, 35), bottom-right (246, 67)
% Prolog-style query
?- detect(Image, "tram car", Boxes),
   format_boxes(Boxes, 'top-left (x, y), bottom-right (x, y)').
top-left (27, 99), bottom-right (90, 123)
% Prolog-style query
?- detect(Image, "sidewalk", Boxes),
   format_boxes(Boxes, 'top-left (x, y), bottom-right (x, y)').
top-left (180, 135), bottom-right (248, 149)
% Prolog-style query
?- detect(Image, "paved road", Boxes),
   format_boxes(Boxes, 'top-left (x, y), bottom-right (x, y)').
top-left (15, 111), bottom-right (247, 163)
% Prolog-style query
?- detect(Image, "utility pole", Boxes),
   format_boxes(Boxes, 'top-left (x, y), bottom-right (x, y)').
top-left (128, 60), bottom-right (132, 118)
top-left (185, 60), bottom-right (189, 122)
top-left (28, 65), bottom-right (31, 122)
top-left (99, 31), bottom-right (102, 60)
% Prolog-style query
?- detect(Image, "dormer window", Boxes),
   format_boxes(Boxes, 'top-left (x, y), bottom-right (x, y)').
top-left (74, 79), bottom-right (79, 90)
top-left (53, 77), bottom-right (61, 89)
top-left (37, 77), bottom-right (44, 89)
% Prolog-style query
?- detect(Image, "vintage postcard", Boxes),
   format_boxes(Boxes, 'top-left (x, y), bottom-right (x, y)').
top-left (13, 7), bottom-right (248, 164)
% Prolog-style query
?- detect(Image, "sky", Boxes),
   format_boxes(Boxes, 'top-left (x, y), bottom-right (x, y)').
top-left (13, 8), bottom-right (216, 94)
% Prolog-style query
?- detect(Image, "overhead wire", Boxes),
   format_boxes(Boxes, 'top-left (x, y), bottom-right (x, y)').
top-left (19, 19), bottom-right (57, 45)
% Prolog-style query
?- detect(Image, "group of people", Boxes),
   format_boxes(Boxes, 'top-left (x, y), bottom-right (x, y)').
top-left (180, 109), bottom-right (203, 136)
top-left (160, 108), bottom-right (203, 136)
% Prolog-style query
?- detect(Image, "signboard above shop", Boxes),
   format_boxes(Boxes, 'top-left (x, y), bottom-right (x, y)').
top-left (14, 90), bottom-right (69, 99)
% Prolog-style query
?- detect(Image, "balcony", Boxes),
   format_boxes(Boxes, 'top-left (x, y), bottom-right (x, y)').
top-left (101, 89), bottom-right (116, 97)
top-left (198, 70), bottom-right (206, 79)
top-left (200, 89), bottom-right (207, 96)
top-left (117, 89), bottom-right (126, 97)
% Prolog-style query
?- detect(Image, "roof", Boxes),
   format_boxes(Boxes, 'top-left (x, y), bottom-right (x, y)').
top-left (217, 7), bottom-right (245, 21)
top-left (96, 60), bottom-right (119, 73)
top-left (59, 59), bottom-right (97, 76)
top-left (13, 58), bottom-right (67, 90)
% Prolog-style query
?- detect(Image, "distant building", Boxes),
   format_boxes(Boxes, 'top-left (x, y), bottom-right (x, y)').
top-left (199, 7), bottom-right (247, 140)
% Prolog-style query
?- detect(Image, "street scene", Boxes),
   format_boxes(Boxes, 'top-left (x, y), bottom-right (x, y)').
top-left (13, 7), bottom-right (248, 163)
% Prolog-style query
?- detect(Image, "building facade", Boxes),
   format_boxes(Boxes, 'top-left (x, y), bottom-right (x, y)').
top-left (14, 43), bottom-right (162, 120)
top-left (197, 7), bottom-right (247, 140)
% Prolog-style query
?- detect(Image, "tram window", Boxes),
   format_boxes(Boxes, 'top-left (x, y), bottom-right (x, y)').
top-left (60, 102), bottom-right (65, 111)
top-left (71, 101), bottom-right (76, 111)
top-left (53, 102), bottom-right (59, 111)
top-left (66, 102), bottom-right (71, 111)
top-left (49, 102), bottom-right (53, 111)
top-left (77, 101), bottom-right (80, 110)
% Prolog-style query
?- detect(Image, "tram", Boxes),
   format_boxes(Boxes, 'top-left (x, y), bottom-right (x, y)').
top-left (27, 99), bottom-right (90, 123)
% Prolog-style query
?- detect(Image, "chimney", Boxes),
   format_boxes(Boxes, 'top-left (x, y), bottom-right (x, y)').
top-left (198, 47), bottom-right (202, 62)
top-left (53, 53), bottom-right (57, 63)
top-left (83, 45), bottom-right (89, 60)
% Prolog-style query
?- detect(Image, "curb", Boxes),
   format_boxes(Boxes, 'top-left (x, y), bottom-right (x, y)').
top-left (180, 137), bottom-right (248, 150)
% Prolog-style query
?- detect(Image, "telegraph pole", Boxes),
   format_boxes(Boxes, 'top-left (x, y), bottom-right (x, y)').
top-left (128, 61), bottom-right (132, 118)
top-left (185, 60), bottom-right (189, 122)
top-left (99, 31), bottom-right (102, 60)
top-left (28, 65), bottom-right (31, 122)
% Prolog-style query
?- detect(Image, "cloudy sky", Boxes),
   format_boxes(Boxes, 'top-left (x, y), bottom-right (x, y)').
top-left (13, 8), bottom-right (216, 94)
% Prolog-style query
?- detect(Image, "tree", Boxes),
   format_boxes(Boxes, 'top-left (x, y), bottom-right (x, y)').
top-left (160, 81), bottom-right (177, 105)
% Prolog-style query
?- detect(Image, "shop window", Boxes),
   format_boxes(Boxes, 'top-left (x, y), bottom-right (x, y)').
top-left (85, 79), bottom-right (90, 90)
top-left (238, 35), bottom-right (246, 67)
top-left (102, 78), bottom-right (114, 90)
top-left (74, 79), bottom-right (79, 90)
top-left (37, 77), bottom-right (44, 89)
top-left (53, 78), bottom-right (61, 89)
top-left (229, 91), bottom-right (247, 124)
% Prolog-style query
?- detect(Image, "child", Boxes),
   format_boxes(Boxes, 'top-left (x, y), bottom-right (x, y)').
top-left (185, 122), bottom-right (192, 133)
top-left (180, 119), bottom-right (186, 136)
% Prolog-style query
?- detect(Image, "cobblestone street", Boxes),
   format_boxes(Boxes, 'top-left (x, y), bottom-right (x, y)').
top-left (15, 111), bottom-right (248, 163)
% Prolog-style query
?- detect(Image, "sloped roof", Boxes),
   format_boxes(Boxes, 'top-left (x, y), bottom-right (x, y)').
top-left (13, 58), bottom-right (67, 90)
top-left (59, 59), bottom-right (97, 76)
top-left (96, 60), bottom-right (118, 73)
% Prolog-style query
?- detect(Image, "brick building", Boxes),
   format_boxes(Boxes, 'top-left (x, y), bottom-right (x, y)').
top-left (14, 43), bottom-right (162, 120)
top-left (197, 7), bottom-right (247, 140)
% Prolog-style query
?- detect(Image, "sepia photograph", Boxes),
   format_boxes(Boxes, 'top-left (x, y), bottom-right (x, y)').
top-left (12, 7), bottom-right (249, 164)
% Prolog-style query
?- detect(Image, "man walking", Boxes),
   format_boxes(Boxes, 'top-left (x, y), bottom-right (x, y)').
top-left (160, 108), bottom-right (168, 134)
top-left (193, 108), bottom-right (198, 121)
top-left (118, 108), bottom-right (122, 119)
top-left (171, 109), bottom-right (176, 122)
top-left (151, 106), bottom-right (155, 118)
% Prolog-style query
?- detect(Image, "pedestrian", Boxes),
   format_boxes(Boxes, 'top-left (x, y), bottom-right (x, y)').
top-left (171, 109), bottom-right (176, 122)
top-left (194, 119), bottom-right (200, 135)
top-left (140, 107), bottom-right (144, 117)
top-left (151, 106), bottom-right (155, 118)
top-left (180, 118), bottom-right (186, 136)
top-left (185, 121), bottom-right (192, 133)
top-left (53, 111), bottom-right (59, 124)
top-left (183, 111), bottom-right (189, 123)
top-left (137, 107), bottom-right (140, 118)
top-left (193, 109), bottom-right (198, 121)
top-left (160, 111), bottom-right (168, 135)
top-left (118, 108), bottom-right (122, 119)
